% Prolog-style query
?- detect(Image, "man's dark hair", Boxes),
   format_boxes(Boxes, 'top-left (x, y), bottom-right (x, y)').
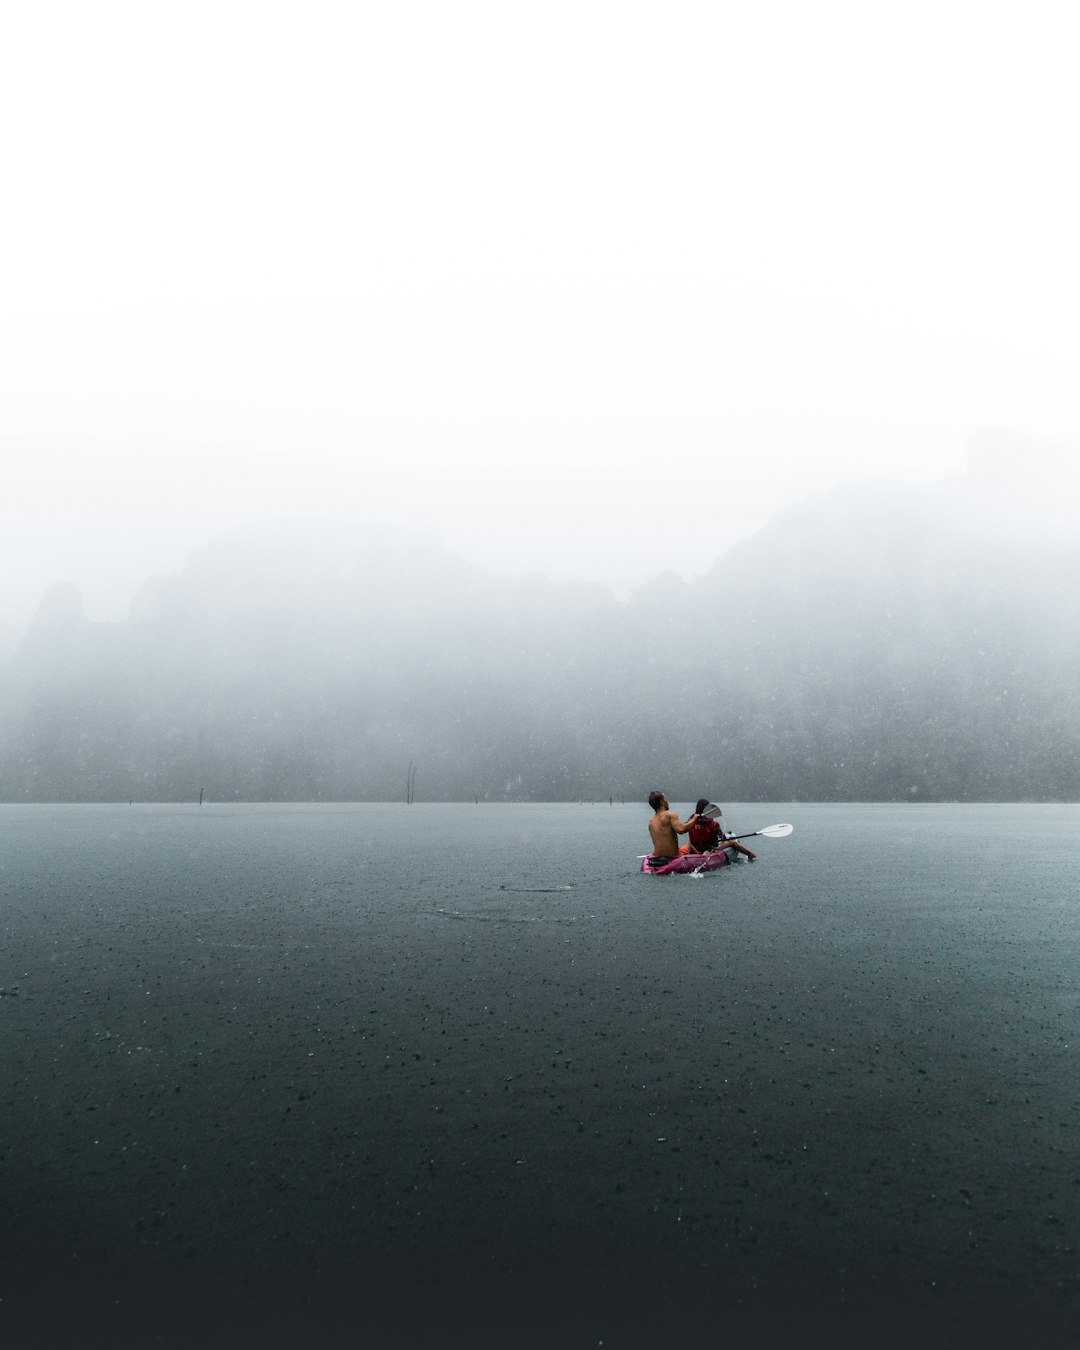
top-left (648, 790), bottom-right (665, 812)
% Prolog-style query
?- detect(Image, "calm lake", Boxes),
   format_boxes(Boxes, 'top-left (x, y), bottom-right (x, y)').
top-left (3, 797), bottom-right (1077, 909)
top-left (2, 801), bottom-right (1078, 1348)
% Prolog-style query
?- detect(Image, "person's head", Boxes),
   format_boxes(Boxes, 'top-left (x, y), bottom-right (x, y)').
top-left (648, 790), bottom-right (667, 812)
top-left (694, 798), bottom-right (715, 816)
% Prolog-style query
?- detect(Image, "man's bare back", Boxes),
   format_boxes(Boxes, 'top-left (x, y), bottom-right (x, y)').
top-left (647, 792), bottom-right (697, 857)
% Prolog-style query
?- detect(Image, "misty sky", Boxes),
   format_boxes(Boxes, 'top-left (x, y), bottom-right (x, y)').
top-left (3, 0), bottom-right (1079, 630)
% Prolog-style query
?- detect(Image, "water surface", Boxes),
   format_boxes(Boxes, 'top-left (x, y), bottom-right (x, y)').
top-left (2, 801), bottom-right (1078, 1347)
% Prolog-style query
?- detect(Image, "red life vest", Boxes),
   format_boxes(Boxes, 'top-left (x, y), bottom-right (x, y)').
top-left (688, 817), bottom-right (721, 851)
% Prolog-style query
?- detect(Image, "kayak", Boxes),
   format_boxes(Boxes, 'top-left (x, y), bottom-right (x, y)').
top-left (640, 848), bottom-right (737, 875)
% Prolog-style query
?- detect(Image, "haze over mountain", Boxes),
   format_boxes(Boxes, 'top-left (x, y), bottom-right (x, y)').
top-left (3, 439), bottom-right (1076, 804)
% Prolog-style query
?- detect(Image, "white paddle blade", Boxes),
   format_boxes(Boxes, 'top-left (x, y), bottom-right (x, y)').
top-left (758, 823), bottom-right (794, 838)
top-left (701, 803), bottom-right (723, 819)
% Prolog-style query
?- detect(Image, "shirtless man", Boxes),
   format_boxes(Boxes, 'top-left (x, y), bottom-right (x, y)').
top-left (646, 791), bottom-right (699, 864)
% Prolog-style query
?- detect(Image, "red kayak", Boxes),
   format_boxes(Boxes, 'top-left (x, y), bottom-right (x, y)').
top-left (640, 848), bottom-right (737, 875)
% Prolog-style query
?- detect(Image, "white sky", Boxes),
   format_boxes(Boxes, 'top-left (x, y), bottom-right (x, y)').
top-left (3, 0), bottom-right (1079, 628)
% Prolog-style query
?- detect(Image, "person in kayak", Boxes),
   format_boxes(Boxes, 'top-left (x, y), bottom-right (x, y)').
top-left (646, 791), bottom-right (700, 865)
top-left (687, 798), bottom-right (756, 861)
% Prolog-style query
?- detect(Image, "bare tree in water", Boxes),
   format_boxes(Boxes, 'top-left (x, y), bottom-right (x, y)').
top-left (405, 760), bottom-right (417, 805)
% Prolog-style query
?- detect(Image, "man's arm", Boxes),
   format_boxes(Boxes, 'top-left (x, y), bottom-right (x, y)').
top-left (667, 810), bottom-right (699, 835)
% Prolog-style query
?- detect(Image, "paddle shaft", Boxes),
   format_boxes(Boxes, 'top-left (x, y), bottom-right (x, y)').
top-left (726, 824), bottom-right (793, 841)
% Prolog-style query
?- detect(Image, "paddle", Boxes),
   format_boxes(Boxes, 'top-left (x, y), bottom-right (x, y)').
top-left (724, 823), bottom-right (793, 841)
top-left (637, 822), bottom-right (793, 858)
top-left (699, 804), bottom-right (793, 841)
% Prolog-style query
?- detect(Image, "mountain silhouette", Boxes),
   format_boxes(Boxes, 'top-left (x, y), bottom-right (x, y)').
top-left (3, 460), bottom-right (1077, 802)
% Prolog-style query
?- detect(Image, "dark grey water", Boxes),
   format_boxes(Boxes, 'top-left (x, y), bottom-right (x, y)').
top-left (2, 802), bottom-right (1078, 1348)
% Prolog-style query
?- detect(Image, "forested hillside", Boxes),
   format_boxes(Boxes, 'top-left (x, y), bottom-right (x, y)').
top-left (2, 474), bottom-right (1077, 802)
